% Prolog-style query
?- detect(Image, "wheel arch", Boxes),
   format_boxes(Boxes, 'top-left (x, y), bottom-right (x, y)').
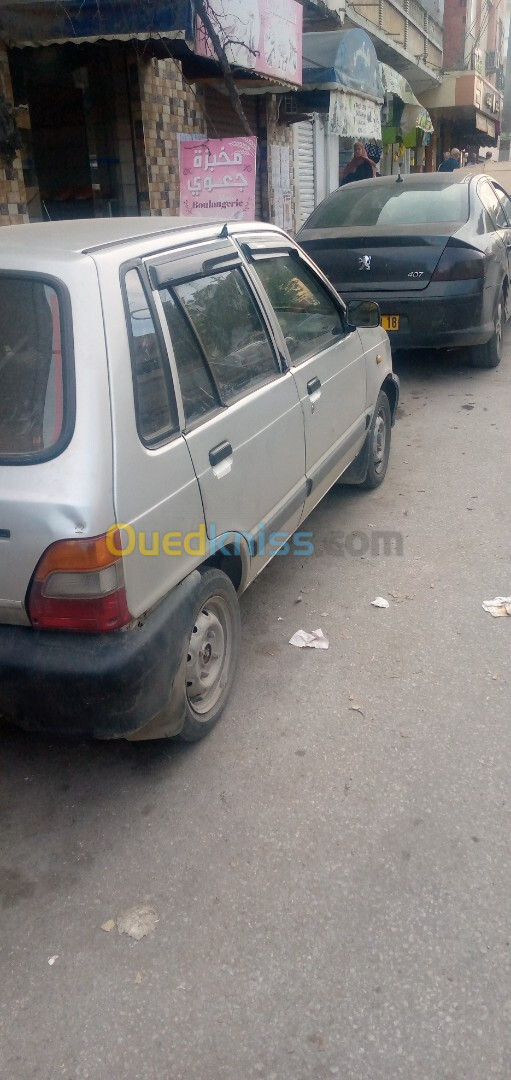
top-left (202, 532), bottom-right (252, 593)
top-left (502, 275), bottom-right (509, 319)
top-left (381, 373), bottom-right (400, 425)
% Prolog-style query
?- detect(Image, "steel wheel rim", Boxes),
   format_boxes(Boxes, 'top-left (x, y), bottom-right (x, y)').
top-left (372, 407), bottom-right (387, 475)
top-left (186, 595), bottom-right (233, 718)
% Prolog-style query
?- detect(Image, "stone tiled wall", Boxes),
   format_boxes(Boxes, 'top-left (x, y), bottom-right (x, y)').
top-left (134, 57), bottom-right (296, 227)
top-left (136, 55), bottom-right (206, 216)
top-left (0, 45), bottom-right (28, 226)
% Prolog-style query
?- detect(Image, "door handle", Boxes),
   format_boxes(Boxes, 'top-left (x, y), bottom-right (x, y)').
top-left (209, 440), bottom-right (232, 467)
top-left (307, 377), bottom-right (321, 396)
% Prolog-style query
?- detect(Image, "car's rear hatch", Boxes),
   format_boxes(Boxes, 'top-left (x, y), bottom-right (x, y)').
top-left (0, 266), bottom-right (114, 627)
top-left (299, 224), bottom-right (455, 293)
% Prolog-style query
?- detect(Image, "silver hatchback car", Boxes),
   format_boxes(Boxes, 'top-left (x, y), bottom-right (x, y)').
top-left (0, 218), bottom-right (399, 741)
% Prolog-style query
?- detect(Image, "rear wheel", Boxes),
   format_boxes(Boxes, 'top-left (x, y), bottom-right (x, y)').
top-left (467, 289), bottom-right (504, 369)
top-left (360, 390), bottom-right (392, 489)
top-left (180, 568), bottom-right (241, 742)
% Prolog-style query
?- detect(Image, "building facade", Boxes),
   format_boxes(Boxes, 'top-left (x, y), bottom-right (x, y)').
top-left (421, 0), bottom-right (506, 159)
top-left (0, 0), bottom-right (343, 229)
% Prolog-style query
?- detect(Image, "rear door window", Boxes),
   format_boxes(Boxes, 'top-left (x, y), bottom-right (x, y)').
top-left (0, 275), bottom-right (71, 462)
top-left (479, 182), bottom-right (508, 230)
top-left (158, 288), bottom-right (220, 425)
top-left (493, 184), bottom-right (511, 226)
top-left (167, 267), bottom-right (280, 408)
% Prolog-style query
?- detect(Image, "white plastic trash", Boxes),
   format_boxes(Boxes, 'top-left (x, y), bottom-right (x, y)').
top-left (289, 628), bottom-right (329, 650)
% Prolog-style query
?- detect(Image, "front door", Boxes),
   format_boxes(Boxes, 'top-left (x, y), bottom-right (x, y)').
top-left (248, 249), bottom-right (368, 512)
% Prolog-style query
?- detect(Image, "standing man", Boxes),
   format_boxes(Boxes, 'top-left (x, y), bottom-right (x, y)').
top-left (438, 148), bottom-right (461, 172)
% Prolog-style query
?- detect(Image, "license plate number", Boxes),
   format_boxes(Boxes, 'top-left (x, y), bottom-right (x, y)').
top-left (381, 315), bottom-right (400, 331)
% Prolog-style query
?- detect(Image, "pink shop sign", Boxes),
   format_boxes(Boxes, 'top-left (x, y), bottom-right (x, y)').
top-left (196, 0), bottom-right (302, 87)
top-left (179, 137), bottom-right (257, 220)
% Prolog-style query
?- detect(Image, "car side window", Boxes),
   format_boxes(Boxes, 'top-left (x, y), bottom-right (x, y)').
top-left (493, 184), bottom-right (511, 226)
top-left (251, 254), bottom-right (345, 365)
top-left (173, 267), bottom-right (279, 404)
top-left (124, 268), bottom-right (179, 446)
top-left (158, 288), bottom-right (220, 426)
top-left (479, 182), bottom-right (508, 230)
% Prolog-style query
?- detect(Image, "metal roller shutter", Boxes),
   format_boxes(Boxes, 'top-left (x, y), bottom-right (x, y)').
top-left (297, 120), bottom-right (315, 226)
top-left (203, 87), bottom-right (263, 219)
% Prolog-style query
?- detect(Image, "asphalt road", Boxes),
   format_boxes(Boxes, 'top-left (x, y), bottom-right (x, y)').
top-left (1, 331), bottom-right (511, 1080)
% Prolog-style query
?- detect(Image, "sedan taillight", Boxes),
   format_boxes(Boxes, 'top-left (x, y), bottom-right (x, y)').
top-left (27, 533), bottom-right (132, 632)
top-left (432, 244), bottom-right (486, 281)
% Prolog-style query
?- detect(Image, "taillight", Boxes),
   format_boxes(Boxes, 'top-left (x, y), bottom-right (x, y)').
top-left (27, 533), bottom-right (132, 632)
top-left (432, 243), bottom-right (485, 281)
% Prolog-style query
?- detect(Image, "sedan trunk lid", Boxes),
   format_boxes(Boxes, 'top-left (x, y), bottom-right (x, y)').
top-left (299, 225), bottom-right (454, 293)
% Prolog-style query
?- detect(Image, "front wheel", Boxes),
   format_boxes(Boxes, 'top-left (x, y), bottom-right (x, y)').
top-left (467, 290), bottom-right (504, 369)
top-left (360, 390), bottom-right (392, 489)
top-left (179, 567), bottom-right (241, 742)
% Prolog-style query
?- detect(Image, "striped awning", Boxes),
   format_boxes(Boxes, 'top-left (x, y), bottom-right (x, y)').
top-left (0, 0), bottom-right (194, 47)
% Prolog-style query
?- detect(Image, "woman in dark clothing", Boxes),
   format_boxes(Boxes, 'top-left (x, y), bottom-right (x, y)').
top-left (340, 141), bottom-right (378, 186)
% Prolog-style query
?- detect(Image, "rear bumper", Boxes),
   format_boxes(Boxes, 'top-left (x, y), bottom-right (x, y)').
top-left (341, 281), bottom-right (495, 351)
top-left (0, 571), bottom-right (203, 739)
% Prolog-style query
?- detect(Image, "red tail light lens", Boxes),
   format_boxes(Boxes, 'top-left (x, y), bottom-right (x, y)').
top-left (27, 533), bottom-right (132, 632)
top-left (432, 244), bottom-right (485, 281)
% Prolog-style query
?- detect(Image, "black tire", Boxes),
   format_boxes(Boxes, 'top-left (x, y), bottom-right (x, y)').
top-left (360, 389), bottom-right (392, 489)
top-left (179, 567), bottom-right (241, 743)
top-left (467, 289), bottom-right (504, 369)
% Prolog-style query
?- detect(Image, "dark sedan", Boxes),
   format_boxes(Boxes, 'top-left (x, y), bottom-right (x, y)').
top-left (297, 171), bottom-right (511, 368)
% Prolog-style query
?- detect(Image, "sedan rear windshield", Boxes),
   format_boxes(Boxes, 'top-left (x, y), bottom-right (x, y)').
top-left (305, 183), bottom-right (469, 229)
top-left (0, 275), bottom-right (70, 462)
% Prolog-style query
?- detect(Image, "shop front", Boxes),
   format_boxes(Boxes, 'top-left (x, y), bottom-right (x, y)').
top-left (379, 64), bottom-right (434, 175)
top-left (283, 29), bottom-right (384, 223)
top-left (421, 71), bottom-right (502, 166)
top-left (1, 0), bottom-right (195, 223)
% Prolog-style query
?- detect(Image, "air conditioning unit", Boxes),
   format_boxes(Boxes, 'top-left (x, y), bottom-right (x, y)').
top-left (486, 50), bottom-right (500, 74)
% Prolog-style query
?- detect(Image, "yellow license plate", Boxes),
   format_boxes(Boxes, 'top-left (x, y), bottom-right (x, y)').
top-left (381, 315), bottom-right (400, 331)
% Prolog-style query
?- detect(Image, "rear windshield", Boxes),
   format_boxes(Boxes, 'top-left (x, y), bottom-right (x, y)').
top-left (305, 183), bottom-right (469, 229)
top-left (0, 275), bottom-right (69, 462)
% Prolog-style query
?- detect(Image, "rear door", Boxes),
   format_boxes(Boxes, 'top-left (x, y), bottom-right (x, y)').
top-left (491, 182), bottom-right (511, 287)
top-left (112, 263), bottom-right (206, 618)
top-left (245, 241), bottom-right (367, 513)
top-left (147, 241), bottom-right (306, 566)
top-left (478, 180), bottom-right (510, 292)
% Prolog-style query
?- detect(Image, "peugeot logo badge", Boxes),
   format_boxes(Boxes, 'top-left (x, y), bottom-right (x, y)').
top-left (359, 256), bottom-right (371, 271)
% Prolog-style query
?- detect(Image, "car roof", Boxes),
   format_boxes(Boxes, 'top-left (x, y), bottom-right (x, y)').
top-left (0, 216), bottom-right (282, 258)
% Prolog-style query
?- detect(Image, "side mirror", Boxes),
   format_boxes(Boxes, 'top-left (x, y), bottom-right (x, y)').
top-left (347, 300), bottom-right (380, 329)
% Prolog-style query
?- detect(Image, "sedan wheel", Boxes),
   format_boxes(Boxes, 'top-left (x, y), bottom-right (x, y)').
top-left (361, 390), bottom-right (392, 489)
top-left (468, 290), bottom-right (504, 369)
